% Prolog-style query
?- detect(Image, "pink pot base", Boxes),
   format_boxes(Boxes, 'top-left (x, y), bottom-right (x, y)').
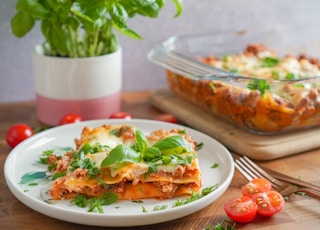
top-left (36, 93), bottom-right (122, 126)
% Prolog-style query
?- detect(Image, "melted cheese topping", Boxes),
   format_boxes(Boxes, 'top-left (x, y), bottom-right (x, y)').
top-left (208, 50), bottom-right (320, 80)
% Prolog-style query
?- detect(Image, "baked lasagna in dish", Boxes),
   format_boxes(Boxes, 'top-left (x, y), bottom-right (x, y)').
top-left (166, 44), bottom-right (320, 134)
top-left (47, 124), bottom-right (202, 200)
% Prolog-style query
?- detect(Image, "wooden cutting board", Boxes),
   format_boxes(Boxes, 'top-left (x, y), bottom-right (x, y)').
top-left (150, 89), bottom-right (320, 161)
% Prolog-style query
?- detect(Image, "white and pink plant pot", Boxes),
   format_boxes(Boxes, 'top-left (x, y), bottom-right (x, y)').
top-left (32, 45), bottom-right (122, 126)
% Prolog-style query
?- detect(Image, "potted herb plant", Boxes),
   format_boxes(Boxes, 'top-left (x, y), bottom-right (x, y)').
top-left (11, 0), bottom-right (183, 126)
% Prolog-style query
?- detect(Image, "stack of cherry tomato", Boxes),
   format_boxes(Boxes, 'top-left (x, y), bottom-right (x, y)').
top-left (224, 178), bottom-right (285, 223)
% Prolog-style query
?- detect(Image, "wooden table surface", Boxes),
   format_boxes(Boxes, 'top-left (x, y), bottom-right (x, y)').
top-left (1, 90), bottom-right (320, 230)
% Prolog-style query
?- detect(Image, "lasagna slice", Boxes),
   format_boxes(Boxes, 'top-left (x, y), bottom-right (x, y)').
top-left (48, 124), bottom-right (202, 200)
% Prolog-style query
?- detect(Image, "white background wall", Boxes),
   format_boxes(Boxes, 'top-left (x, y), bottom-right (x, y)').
top-left (1, 0), bottom-right (320, 102)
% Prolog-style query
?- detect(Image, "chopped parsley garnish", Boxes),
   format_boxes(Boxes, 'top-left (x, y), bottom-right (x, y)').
top-left (69, 153), bottom-right (101, 178)
top-left (211, 163), bottom-right (219, 168)
top-left (153, 205), bottom-right (168, 211)
top-left (202, 220), bottom-right (236, 230)
top-left (292, 83), bottom-right (305, 88)
top-left (271, 70), bottom-right (280, 80)
top-left (109, 128), bottom-right (120, 136)
top-left (209, 82), bottom-right (216, 93)
top-left (74, 143), bottom-right (110, 159)
top-left (39, 149), bottom-right (55, 164)
top-left (261, 57), bottom-right (279, 67)
top-left (228, 67), bottom-right (238, 73)
top-left (174, 185), bottom-right (218, 207)
top-left (247, 79), bottom-right (270, 95)
top-left (196, 142), bottom-right (204, 151)
top-left (177, 129), bottom-right (187, 134)
top-left (70, 194), bottom-right (87, 208)
top-left (71, 192), bottom-right (118, 213)
top-left (285, 72), bottom-right (300, 80)
top-left (222, 55), bottom-right (229, 62)
top-left (52, 172), bottom-right (66, 180)
top-left (140, 204), bottom-right (168, 213)
top-left (142, 206), bottom-right (148, 213)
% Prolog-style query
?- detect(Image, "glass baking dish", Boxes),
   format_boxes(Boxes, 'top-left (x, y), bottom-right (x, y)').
top-left (148, 26), bottom-right (320, 135)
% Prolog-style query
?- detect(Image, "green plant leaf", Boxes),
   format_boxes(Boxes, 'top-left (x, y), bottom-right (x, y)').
top-left (11, 11), bottom-right (35, 37)
top-left (137, 1), bottom-right (162, 18)
top-left (113, 22), bottom-right (142, 39)
top-left (109, 2), bottom-right (129, 28)
top-left (11, 0), bottom-right (184, 57)
top-left (46, 0), bottom-right (63, 12)
top-left (172, 0), bottom-right (183, 17)
top-left (16, 0), bottom-right (49, 19)
top-left (47, 26), bottom-right (70, 56)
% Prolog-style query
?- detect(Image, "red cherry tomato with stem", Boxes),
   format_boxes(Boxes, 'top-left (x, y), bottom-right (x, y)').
top-left (154, 114), bottom-right (177, 123)
top-left (59, 114), bottom-right (83, 125)
top-left (252, 190), bottom-right (285, 217)
top-left (109, 112), bottom-right (132, 119)
top-left (241, 178), bottom-right (272, 197)
top-left (224, 195), bottom-right (257, 223)
top-left (6, 123), bottom-right (34, 148)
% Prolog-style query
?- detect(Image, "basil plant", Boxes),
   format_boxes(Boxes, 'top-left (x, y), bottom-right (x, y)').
top-left (11, 0), bottom-right (183, 58)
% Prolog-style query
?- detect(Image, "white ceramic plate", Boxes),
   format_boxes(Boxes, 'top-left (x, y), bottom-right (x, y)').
top-left (4, 119), bottom-right (234, 227)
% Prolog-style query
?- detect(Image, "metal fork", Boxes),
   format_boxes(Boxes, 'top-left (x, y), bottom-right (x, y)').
top-left (148, 48), bottom-right (241, 81)
top-left (234, 156), bottom-right (320, 199)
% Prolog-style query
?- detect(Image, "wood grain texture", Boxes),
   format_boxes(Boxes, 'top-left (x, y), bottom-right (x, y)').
top-left (1, 90), bottom-right (320, 230)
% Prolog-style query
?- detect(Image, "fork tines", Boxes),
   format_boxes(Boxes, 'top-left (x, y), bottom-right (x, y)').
top-left (234, 156), bottom-right (283, 188)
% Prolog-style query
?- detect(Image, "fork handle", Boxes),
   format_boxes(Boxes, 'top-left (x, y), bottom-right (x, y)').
top-left (296, 188), bottom-right (320, 199)
top-left (262, 167), bottom-right (320, 192)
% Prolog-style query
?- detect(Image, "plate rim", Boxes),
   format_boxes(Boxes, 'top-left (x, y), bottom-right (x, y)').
top-left (4, 119), bottom-right (234, 227)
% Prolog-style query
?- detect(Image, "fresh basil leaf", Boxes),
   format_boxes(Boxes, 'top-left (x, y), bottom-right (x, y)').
top-left (137, 1), bottom-right (162, 18)
top-left (143, 147), bottom-right (162, 161)
top-left (11, 11), bottom-right (35, 37)
top-left (109, 2), bottom-right (128, 28)
top-left (135, 129), bottom-right (148, 153)
top-left (101, 144), bottom-right (141, 167)
top-left (16, 0), bottom-right (49, 19)
top-left (172, 0), bottom-right (183, 17)
top-left (112, 21), bottom-right (142, 39)
top-left (152, 135), bottom-right (190, 154)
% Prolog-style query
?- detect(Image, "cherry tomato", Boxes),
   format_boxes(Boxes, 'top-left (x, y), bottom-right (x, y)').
top-left (154, 114), bottom-right (177, 123)
top-left (109, 112), bottom-right (132, 119)
top-left (252, 190), bottom-right (285, 217)
top-left (224, 196), bottom-right (257, 223)
top-left (6, 123), bottom-right (34, 148)
top-left (241, 178), bottom-right (272, 197)
top-left (59, 114), bottom-right (83, 125)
